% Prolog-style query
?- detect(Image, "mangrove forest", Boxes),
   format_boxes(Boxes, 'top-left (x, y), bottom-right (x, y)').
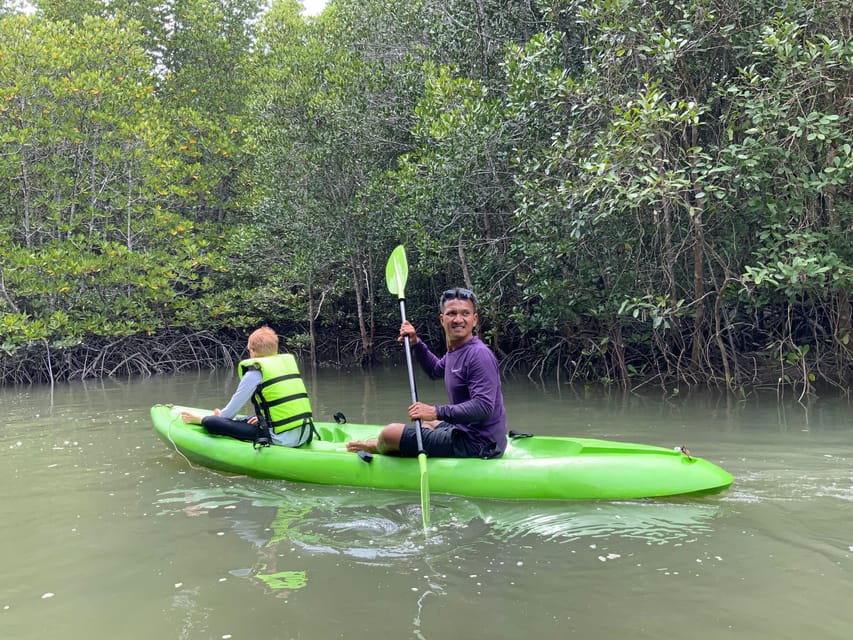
top-left (1, 0), bottom-right (852, 394)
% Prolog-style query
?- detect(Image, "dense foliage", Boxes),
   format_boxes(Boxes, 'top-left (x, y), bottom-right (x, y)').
top-left (1, 0), bottom-right (851, 393)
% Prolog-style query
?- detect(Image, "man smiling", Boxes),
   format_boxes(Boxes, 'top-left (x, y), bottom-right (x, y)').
top-left (347, 287), bottom-right (507, 458)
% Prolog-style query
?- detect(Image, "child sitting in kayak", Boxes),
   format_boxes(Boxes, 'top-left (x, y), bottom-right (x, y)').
top-left (181, 326), bottom-right (316, 447)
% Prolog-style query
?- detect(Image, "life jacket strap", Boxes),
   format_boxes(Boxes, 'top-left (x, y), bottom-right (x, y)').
top-left (256, 373), bottom-right (301, 389)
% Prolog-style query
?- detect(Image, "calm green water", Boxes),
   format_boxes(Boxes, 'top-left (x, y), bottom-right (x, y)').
top-left (1, 367), bottom-right (851, 639)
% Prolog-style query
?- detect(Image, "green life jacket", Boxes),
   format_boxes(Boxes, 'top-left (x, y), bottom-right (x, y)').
top-left (238, 354), bottom-right (314, 436)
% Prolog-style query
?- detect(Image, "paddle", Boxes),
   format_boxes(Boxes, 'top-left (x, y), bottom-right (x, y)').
top-left (386, 244), bottom-right (430, 532)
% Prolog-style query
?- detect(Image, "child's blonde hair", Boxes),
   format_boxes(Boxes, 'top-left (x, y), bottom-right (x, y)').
top-left (247, 326), bottom-right (279, 357)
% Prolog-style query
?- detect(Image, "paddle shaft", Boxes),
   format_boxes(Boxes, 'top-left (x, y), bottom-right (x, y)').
top-left (398, 298), bottom-right (425, 454)
top-left (386, 245), bottom-right (429, 532)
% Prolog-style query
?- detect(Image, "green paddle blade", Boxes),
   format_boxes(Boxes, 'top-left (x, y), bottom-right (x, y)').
top-left (386, 244), bottom-right (409, 299)
top-left (418, 453), bottom-right (430, 531)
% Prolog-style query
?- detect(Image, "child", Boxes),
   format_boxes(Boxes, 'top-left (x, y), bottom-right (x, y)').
top-left (181, 326), bottom-right (315, 447)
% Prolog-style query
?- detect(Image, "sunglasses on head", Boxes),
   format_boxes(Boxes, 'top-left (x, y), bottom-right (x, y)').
top-left (440, 287), bottom-right (478, 311)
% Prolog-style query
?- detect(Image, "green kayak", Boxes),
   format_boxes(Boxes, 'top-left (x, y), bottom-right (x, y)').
top-left (151, 404), bottom-right (733, 500)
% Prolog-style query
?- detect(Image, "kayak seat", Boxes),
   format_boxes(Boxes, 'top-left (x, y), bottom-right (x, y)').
top-left (314, 425), bottom-right (350, 442)
top-left (506, 436), bottom-right (583, 459)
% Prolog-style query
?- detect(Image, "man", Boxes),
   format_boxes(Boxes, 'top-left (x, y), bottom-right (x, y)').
top-left (181, 326), bottom-right (315, 447)
top-left (347, 287), bottom-right (507, 458)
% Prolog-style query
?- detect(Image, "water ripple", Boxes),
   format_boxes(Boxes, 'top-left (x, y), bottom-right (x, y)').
top-left (155, 484), bottom-right (725, 562)
top-left (476, 501), bottom-right (721, 544)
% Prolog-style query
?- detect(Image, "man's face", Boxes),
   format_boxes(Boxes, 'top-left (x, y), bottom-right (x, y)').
top-left (440, 298), bottom-right (478, 342)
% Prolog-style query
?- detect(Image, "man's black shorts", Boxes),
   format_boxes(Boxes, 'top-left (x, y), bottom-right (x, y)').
top-left (398, 422), bottom-right (483, 458)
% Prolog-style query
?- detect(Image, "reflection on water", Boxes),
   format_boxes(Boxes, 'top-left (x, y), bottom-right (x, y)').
top-left (152, 482), bottom-right (730, 640)
top-left (155, 485), bottom-right (427, 570)
top-left (155, 483), bottom-right (723, 561)
top-left (153, 481), bottom-right (725, 639)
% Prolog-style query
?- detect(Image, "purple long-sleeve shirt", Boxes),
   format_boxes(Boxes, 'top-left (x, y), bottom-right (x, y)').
top-left (413, 336), bottom-right (507, 457)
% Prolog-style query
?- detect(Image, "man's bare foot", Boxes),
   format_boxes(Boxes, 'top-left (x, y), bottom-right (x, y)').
top-left (346, 440), bottom-right (379, 454)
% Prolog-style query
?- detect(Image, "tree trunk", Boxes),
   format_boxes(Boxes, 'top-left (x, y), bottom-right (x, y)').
top-left (824, 145), bottom-right (853, 358)
top-left (458, 240), bottom-right (473, 290)
top-left (690, 205), bottom-right (706, 370)
top-left (688, 133), bottom-right (706, 371)
top-left (611, 322), bottom-right (629, 388)
top-left (656, 133), bottom-right (676, 302)
top-left (351, 255), bottom-right (373, 367)
top-left (307, 272), bottom-right (317, 367)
